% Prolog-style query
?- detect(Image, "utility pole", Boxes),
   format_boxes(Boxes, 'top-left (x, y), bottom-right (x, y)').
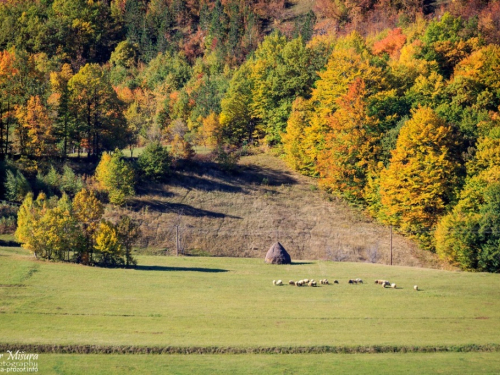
top-left (390, 225), bottom-right (393, 266)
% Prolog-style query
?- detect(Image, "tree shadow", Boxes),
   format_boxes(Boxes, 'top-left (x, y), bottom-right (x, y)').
top-left (169, 160), bottom-right (299, 191)
top-left (127, 200), bottom-right (242, 219)
top-left (168, 173), bottom-right (245, 193)
top-left (0, 239), bottom-right (20, 247)
top-left (133, 265), bottom-right (228, 273)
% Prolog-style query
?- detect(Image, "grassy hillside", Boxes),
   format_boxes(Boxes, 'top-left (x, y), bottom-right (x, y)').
top-left (108, 152), bottom-right (442, 269)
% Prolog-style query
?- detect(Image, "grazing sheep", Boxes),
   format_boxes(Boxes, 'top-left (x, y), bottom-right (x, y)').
top-left (355, 278), bottom-right (363, 284)
top-left (320, 279), bottom-right (330, 285)
top-left (276, 280), bottom-right (283, 286)
top-left (273, 280), bottom-right (276, 285)
top-left (375, 280), bottom-right (386, 284)
top-left (289, 280), bottom-right (295, 286)
top-left (334, 280), bottom-right (339, 284)
top-left (296, 281), bottom-right (303, 287)
top-left (348, 279), bottom-right (357, 284)
top-left (309, 281), bottom-right (317, 287)
top-left (391, 283), bottom-right (396, 289)
top-left (382, 281), bottom-right (391, 288)
top-left (414, 285), bottom-right (419, 291)
top-left (303, 279), bottom-right (310, 284)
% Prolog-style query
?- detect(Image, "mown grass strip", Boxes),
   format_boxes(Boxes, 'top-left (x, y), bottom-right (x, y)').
top-left (1, 344), bottom-right (499, 355)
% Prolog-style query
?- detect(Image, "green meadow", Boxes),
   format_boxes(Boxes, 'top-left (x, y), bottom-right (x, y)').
top-left (2, 246), bottom-right (500, 372)
top-left (35, 353), bottom-right (500, 375)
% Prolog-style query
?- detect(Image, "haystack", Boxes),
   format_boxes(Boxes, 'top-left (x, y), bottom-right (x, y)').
top-left (265, 242), bottom-right (291, 264)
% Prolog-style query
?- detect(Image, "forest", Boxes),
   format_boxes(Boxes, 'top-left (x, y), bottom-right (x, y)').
top-left (1, 0), bottom-right (500, 271)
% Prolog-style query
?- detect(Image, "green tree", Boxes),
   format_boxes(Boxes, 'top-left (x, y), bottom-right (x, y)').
top-left (5, 169), bottom-right (31, 202)
top-left (137, 142), bottom-right (171, 182)
top-left (219, 62), bottom-right (257, 144)
top-left (250, 34), bottom-right (316, 144)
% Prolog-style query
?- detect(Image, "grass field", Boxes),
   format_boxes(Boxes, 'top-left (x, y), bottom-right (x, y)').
top-left (33, 353), bottom-right (500, 374)
top-left (2, 246), bottom-right (500, 372)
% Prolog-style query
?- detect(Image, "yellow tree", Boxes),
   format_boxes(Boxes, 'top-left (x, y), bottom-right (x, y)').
top-left (200, 112), bottom-right (221, 148)
top-left (95, 150), bottom-right (135, 205)
top-left (301, 48), bottom-right (386, 172)
top-left (15, 95), bottom-right (55, 157)
top-left (15, 193), bottom-right (38, 256)
top-left (73, 188), bottom-right (104, 264)
top-left (282, 97), bottom-right (314, 173)
top-left (68, 63), bottom-right (127, 158)
top-left (379, 107), bottom-right (459, 249)
top-left (94, 220), bottom-right (123, 266)
top-left (171, 133), bottom-right (195, 161)
top-left (317, 79), bottom-right (382, 203)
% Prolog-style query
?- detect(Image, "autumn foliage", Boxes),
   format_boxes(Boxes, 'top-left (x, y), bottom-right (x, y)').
top-left (2, 0), bottom-right (500, 271)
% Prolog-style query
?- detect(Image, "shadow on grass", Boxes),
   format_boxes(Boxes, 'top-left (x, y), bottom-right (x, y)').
top-left (127, 200), bottom-right (242, 219)
top-left (0, 239), bottom-right (20, 247)
top-left (291, 262), bottom-right (314, 265)
top-left (134, 265), bottom-right (228, 273)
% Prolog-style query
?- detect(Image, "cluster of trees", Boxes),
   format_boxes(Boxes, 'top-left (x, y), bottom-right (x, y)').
top-left (3, 0), bottom-right (500, 272)
top-left (280, 12), bottom-right (500, 271)
top-left (16, 189), bottom-right (139, 267)
top-left (0, 0), bottom-right (296, 160)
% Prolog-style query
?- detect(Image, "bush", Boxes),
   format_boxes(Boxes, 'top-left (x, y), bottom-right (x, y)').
top-left (137, 142), bottom-right (171, 182)
top-left (214, 145), bottom-right (240, 171)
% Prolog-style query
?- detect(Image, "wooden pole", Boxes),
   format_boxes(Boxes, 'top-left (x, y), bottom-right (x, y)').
top-left (390, 225), bottom-right (393, 266)
top-left (176, 225), bottom-right (179, 257)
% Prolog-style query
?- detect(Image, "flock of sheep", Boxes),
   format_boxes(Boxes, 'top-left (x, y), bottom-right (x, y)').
top-left (273, 278), bottom-right (419, 291)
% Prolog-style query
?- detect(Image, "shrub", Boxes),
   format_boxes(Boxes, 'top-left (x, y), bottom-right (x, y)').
top-left (137, 142), bottom-right (171, 182)
top-left (214, 145), bottom-right (240, 172)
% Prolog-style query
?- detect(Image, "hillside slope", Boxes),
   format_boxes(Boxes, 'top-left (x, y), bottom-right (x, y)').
top-left (108, 152), bottom-right (445, 269)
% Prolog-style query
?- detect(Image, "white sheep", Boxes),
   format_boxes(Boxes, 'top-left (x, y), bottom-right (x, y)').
top-left (414, 285), bottom-right (419, 291)
top-left (303, 279), bottom-right (310, 284)
top-left (355, 278), bottom-right (363, 284)
top-left (391, 283), bottom-right (396, 289)
top-left (308, 280), bottom-right (317, 287)
top-left (276, 280), bottom-right (283, 286)
top-left (273, 280), bottom-right (276, 285)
